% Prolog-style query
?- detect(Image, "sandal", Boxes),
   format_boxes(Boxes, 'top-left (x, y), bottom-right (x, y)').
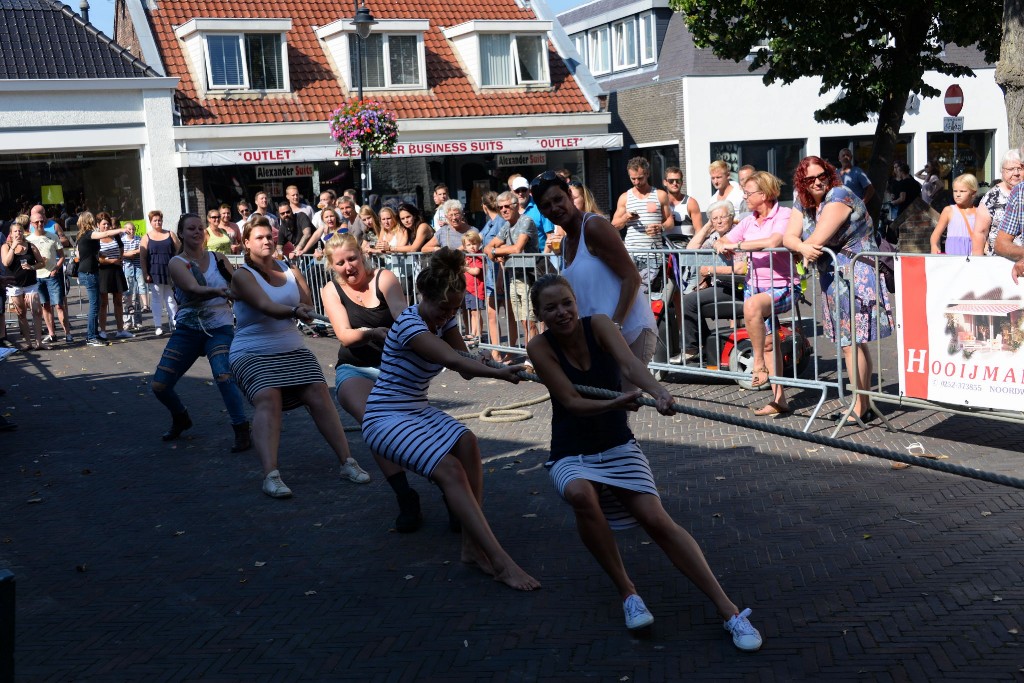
top-left (750, 366), bottom-right (771, 388)
top-left (753, 401), bottom-right (791, 417)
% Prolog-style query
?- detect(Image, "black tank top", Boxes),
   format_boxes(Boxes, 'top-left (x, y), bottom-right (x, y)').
top-left (12, 244), bottom-right (39, 288)
top-left (545, 317), bottom-right (633, 460)
top-left (334, 270), bottom-right (396, 368)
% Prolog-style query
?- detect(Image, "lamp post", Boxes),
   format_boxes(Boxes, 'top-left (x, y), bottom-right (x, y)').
top-left (352, 2), bottom-right (377, 192)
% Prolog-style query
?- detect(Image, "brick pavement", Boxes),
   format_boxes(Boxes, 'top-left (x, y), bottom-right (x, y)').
top-left (2, 330), bottom-right (1024, 681)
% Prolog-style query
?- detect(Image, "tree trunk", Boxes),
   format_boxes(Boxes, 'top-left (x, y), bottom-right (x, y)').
top-left (997, 0), bottom-right (1024, 149)
top-left (865, 90), bottom-right (908, 225)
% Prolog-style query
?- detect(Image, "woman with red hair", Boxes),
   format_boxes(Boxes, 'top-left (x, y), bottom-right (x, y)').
top-left (783, 156), bottom-right (893, 426)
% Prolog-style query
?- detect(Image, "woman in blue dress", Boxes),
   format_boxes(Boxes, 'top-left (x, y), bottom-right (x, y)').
top-left (784, 156), bottom-right (894, 425)
top-left (361, 247), bottom-right (540, 591)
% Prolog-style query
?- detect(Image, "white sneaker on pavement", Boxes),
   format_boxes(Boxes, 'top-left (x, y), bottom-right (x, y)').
top-left (724, 607), bottom-right (763, 651)
top-left (623, 594), bottom-right (654, 630)
top-left (340, 458), bottom-right (371, 484)
top-left (262, 469), bottom-right (293, 498)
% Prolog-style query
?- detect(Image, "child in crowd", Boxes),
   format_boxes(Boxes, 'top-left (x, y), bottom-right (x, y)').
top-left (462, 230), bottom-right (485, 344)
top-left (121, 222), bottom-right (146, 330)
top-left (930, 173), bottom-right (990, 256)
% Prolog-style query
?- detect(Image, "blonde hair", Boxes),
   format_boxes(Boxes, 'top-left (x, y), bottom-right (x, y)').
top-left (359, 206), bottom-right (381, 235)
top-left (709, 159), bottom-right (730, 175)
top-left (953, 173), bottom-right (979, 194)
top-left (744, 171), bottom-right (784, 202)
top-left (461, 229), bottom-right (482, 247)
top-left (76, 211), bottom-right (96, 240)
top-left (324, 232), bottom-right (368, 271)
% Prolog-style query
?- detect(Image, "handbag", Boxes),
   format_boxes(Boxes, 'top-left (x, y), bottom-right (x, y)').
top-left (67, 246), bottom-right (80, 278)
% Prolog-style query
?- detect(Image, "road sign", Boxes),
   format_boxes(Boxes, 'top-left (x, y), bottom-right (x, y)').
top-left (944, 84), bottom-right (964, 116)
top-left (943, 116), bottom-right (964, 133)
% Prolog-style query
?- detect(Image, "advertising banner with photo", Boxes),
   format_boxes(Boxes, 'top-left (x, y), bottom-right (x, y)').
top-left (896, 255), bottom-right (1024, 409)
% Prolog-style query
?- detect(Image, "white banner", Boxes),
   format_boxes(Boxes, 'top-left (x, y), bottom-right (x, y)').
top-left (896, 255), bottom-right (1024, 409)
top-left (177, 134), bottom-right (622, 167)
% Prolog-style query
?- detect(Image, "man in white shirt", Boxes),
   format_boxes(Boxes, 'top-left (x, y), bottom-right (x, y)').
top-left (286, 185), bottom-right (313, 220)
top-left (430, 184), bottom-right (449, 232)
top-left (243, 191), bottom-right (280, 230)
top-left (708, 160), bottom-right (743, 214)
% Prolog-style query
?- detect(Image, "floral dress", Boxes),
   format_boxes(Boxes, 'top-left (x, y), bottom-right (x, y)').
top-left (795, 186), bottom-right (893, 346)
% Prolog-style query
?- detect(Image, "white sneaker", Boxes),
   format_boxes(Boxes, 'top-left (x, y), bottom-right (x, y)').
top-left (154, 327), bottom-right (164, 337)
top-left (262, 469), bottom-right (293, 498)
top-left (623, 594), bottom-right (654, 630)
top-left (115, 330), bottom-right (134, 339)
top-left (340, 458), bottom-right (371, 484)
top-left (724, 607), bottom-right (763, 652)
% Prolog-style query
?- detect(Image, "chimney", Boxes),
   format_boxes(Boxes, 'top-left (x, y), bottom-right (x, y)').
top-left (80, 0), bottom-right (90, 23)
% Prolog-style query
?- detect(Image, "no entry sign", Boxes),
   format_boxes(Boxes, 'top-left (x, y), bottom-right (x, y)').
top-left (944, 84), bottom-right (964, 116)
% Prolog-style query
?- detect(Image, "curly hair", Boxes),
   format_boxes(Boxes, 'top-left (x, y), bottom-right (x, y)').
top-left (416, 247), bottom-right (466, 303)
top-left (793, 156), bottom-right (841, 211)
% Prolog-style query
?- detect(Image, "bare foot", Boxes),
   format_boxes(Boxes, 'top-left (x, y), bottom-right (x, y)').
top-left (461, 542), bottom-right (496, 577)
top-left (493, 564), bottom-right (541, 591)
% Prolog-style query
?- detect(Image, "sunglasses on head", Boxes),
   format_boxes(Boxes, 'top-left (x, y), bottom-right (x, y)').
top-left (530, 170), bottom-right (567, 192)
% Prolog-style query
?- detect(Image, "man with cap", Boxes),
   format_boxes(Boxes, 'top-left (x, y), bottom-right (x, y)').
top-left (511, 176), bottom-right (555, 252)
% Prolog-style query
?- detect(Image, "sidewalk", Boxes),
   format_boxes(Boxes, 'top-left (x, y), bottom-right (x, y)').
top-left (2, 331), bottom-right (1024, 681)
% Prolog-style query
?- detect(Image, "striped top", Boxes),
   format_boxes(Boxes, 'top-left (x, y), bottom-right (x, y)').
top-left (364, 306), bottom-right (458, 414)
top-left (623, 188), bottom-right (664, 252)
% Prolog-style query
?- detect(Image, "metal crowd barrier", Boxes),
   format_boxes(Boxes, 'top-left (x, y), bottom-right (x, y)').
top-left (841, 251), bottom-right (1024, 437)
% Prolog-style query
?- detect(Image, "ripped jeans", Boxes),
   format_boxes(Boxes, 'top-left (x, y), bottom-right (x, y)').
top-left (151, 323), bottom-right (247, 425)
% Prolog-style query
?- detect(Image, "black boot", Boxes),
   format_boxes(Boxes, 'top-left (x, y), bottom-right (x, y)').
top-left (161, 410), bottom-right (192, 441)
top-left (230, 422), bottom-right (252, 452)
top-left (395, 489), bottom-right (422, 533)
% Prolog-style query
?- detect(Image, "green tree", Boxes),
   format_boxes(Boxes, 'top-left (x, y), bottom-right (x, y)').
top-left (672, 0), bottom-right (1001, 219)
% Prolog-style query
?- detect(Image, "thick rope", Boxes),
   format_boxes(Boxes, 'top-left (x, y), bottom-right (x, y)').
top-left (312, 313), bottom-right (1024, 490)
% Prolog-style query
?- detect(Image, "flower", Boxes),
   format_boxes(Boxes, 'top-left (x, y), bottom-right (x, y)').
top-left (328, 100), bottom-right (399, 159)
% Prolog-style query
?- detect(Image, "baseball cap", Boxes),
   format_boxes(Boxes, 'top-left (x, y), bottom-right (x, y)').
top-left (511, 176), bottom-right (530, 191)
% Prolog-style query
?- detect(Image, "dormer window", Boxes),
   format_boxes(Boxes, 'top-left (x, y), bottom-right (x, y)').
top-left (174, 19), bottom-right (292, 93)
top-left (612, 18), bottom-right (637, 71)
top-left (639, 12), bottom-right (656, 64)
top-left (315, 19), bottom-right (429, 92)
top-left (445, 20), bottom-right (552, 89)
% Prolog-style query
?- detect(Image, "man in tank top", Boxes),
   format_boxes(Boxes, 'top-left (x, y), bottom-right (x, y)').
top-left (611, 157), bottom-right (672, 294)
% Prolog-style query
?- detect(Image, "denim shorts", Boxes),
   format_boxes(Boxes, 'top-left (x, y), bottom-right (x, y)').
top-left (744, 283), bottom-right (793, 332)
top-left (335, 364), bottom-right (380, 389)
top-left (36, 276), bottom-right (65, 306)
top-left (464, 292), bottom-right (484, 311)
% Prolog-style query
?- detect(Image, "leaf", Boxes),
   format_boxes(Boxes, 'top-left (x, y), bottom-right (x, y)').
top-left (26, 498), bottom-right (42, 504)
top-left (254, 561), bottom-right (266, 567)
top-left (714, 476), bottom-right (726, 481)
top-left (173, 530), bottom-right (185, 536)
top-left (404, 575), bottom-right (414, 580)
top-left (863, 534), bottom-right (872, 540)
top-left (891, 462), bottom-right (911, 470)
top-left (980, 511), bottom-right (992, 517)
top-left (305, 590), bottom-right (317, 596)
top-left (522, 513), bottom-right (537, 518)
top-left (993, 595), bottom-right (1003, 602)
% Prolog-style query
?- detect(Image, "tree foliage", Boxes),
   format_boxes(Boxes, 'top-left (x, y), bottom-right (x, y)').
top-left (671, 0), bottom-right (1001, 127)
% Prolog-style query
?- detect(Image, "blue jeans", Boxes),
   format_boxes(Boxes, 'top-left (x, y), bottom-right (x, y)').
top-left (151, 324), bottom-right (248, 425)
top-left (78, 271), bottom-right (100, 340)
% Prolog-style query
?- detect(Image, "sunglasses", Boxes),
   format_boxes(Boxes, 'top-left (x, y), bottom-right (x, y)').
top-left (664, 178), bottom-right (682, 184)
top-left (802, 172), bottom-right (831, 187)
top-left (208, 215), bottom-right (219, 220)
top-left (498, 204), bottom-right (515, 210)
top-left (514, 188), bottom-right (530, 194)
top-left (530, 170), bottom-right (564, 192)
top-left (279, 211), bottom-right (292, 216)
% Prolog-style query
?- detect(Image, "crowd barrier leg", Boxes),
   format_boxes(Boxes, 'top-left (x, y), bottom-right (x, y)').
top-left (0, 569), bottom-right (13, 683)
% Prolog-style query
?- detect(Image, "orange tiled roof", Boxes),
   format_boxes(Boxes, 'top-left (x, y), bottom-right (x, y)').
top-left (147, 0), bottom-right (594, 126)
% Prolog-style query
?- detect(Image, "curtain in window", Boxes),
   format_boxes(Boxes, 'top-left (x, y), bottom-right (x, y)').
top-left (516, 35), bottom-right (544, 82)
top-left (388, 35), bottom-right (419, 86)
top-left (614, 21), bottom-right (636, 68)
top-left (481, 34), bottom-right (512, 86)
top-left (208, 35), bottom-right (245, 87)
top-left (640, 14), bottom-right (656, 62)
top-left (245, 34), bottom-right (283, 90)
top-left (350, 34), bottom-right (385, 88)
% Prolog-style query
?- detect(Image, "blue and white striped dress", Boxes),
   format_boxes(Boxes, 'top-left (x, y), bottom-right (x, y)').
top-left (361, 306), bottom-right (466, 478)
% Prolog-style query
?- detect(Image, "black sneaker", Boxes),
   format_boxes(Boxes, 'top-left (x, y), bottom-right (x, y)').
top-left (395, 490), bottom-right (422, 533)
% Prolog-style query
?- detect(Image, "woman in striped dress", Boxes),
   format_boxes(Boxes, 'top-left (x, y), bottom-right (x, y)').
top-left (361, 248), bottom-right (540, 591)
top-left (526, 274), bottom-right (762, 650)
top-left (229, 217), bottom-right (371, 499)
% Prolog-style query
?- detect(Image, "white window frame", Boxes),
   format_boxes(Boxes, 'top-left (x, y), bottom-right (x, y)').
top-left (588, 25), bottom-right (611, 75)
top-left (175, 18), bottom-right (292, 93)
top-left (315, 18), bottom-right (430, 93)
top-left (639, 11), bottom-right (656, 65)
top-left (571, 32), bottom-right (587, 64)
top-left (612, 18), bottom-right (637, 71)
top-left (443, 20), bottom-right (552, 89)
top-left (350, 33), bottom-right (425, 90)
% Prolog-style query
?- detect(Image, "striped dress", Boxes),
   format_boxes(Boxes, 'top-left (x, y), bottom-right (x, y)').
top-left (361, 306), bottom-right (466, 478)
top-left (623, 188), bottom-right (665, 289)
top-left (229, 261), bottom-right (325, 410)
top-left (544, 317), bottom-right (660, 530)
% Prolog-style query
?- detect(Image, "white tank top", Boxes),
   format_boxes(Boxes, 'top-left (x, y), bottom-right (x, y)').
top-left (230, 260), bottom-right (305, 359)
top-left (668, 195), bottom-right (694, 237)
top-left (562, 213), bottom-right (656, 344)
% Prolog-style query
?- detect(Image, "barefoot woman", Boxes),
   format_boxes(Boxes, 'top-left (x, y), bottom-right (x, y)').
top-left (361, 248), bottom-right (540, 590)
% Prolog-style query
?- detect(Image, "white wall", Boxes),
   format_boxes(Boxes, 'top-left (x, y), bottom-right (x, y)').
top-left (682, 68), bottom-right (1008, 197)
top-left (0, 79), bottom-right (180, 223)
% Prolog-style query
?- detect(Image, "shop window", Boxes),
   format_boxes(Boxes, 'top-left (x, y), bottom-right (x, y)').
top-left (588, 26), bottom-right (610, 75)
top-left (480, 34), bottom-right (548, 86)
top-left (175, 19), bottom-right (292, 93)
top-left (348, 34), bottom-right (423, 88)
top-left (710, 139), bottom-right (806, 202)
top-left (639, 12), bottom-right (656, 65)
top-left (612, 18), bottom-right (637, 71)
top-left (316, 19), bottom-right (429, 93)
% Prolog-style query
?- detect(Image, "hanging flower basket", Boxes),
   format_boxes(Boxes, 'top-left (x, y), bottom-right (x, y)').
top-left (328, 99), bottom-right (399, 160)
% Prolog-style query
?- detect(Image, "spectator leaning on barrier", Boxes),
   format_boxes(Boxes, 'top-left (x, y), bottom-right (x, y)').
top-left (981, 150), bottom-right (1022, 255)
top-left (424, 199), bottom-right (473, 252)
top-left (485, 191), bottom-right (538, 345)
top-left (512, 176), bottom-right (555, 252)
top-left (430, 184), bottom-right (450, 232)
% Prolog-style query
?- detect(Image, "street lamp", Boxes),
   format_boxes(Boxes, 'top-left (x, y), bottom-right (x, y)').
top-left (351, 2), bottom-right (377, 191)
